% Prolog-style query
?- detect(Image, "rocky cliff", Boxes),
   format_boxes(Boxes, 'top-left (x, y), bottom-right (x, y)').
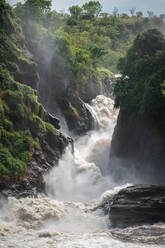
top-left (0, 1), bottom-right (70, 198)
top-left (111, 29), bottom-right (165, 184)
top-left (107, 185), bottom-right (165, 228)
top-left (36, 46), bottom-right (100, 136)
top-left (110, 110), bottom-right (165, 183)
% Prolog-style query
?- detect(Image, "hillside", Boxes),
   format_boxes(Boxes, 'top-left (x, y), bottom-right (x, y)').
top-left (14, 0), bottom-right (165, 134)
top-left (0, 0), bottom-right (69, 197)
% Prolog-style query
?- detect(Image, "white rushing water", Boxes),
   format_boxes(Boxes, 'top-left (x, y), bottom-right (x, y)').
top-left (45, 95), bottom-right (118, 202)
top-left (0, 95), bottom-right (165, 248)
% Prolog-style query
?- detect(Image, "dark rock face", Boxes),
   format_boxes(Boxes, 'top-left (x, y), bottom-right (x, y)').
top-left (14, 56), bottom-right (39, 89)
top-left (81, 79), bottom-right (100, 103)
top-left (45, 113), bottom-right (60, 130)
top-left (38, 84), bottom-right (95, 135)
top-left (57, 96), bottom-right (95, 135)
top-left (110, 110), bottom-right (165, 183)
top-left (108, 185), bottom-right (165, 228)
top-left (36, 50), bottom-right (100, 136)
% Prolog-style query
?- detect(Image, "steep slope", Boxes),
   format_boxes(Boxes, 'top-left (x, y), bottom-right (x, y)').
top-left (0, 0), bottom-right (69, 197)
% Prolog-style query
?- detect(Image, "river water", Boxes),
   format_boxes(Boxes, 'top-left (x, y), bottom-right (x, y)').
top-left (0, 95), bottom-right (165, 248)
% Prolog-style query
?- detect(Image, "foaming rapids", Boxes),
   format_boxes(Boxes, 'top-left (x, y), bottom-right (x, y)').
top-left (45, 95), bottom-right (119, 202)
top-left (0, 190), bottom-right (164, 247)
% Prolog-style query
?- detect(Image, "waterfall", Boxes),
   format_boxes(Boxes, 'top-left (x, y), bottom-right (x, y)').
top-left (45, 95), bottom-right (119, 201)
top-left (84, 102), bottom-right (99, 129)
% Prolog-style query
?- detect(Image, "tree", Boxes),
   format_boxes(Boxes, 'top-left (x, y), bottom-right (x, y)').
top-left (136, 11), bottom-right (143, 18)
top-left (133, 29), bottom-right (165, 56)
top-left (82, 1), bottom-right (102, 19)
top-left (114, 29), bottom-right (165, 120)
top-left (26, 0), bottom-right (51, 14)
top-left (121, 13), bottom-right (129, 18)
top-left (69, 5), bottom-right (82, 18)
top-left (99, 12), bottom-right (109, 18)
top-left (147, 11), bottom-right (154, 18)
top-left (129, 8), bottom-right (136, 17)
top-left (87, 44), bottom-right (107, 60)
top-left (15, 0), bottom-right (52, 21)
top-left (112, 7), bottom-right (119, 17)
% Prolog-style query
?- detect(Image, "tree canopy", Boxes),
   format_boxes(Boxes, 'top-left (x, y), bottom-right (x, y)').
top-left (13, 0), bottom-right (165, 106)
top-left (15, 0), bottom-right (51, 20)
top-left (114, 29), bottom-right (165, 124)
top-left (82, 1), bottom-right (102, 19)
top-left (69, 5), bottom-right (82, 18)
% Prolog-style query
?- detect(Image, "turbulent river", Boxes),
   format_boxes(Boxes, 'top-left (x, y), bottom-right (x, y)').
top-left (0, 95), bottom-right (165, 248)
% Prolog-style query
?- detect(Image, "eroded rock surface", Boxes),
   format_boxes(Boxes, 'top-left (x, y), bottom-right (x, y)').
top-left (108, 185), bottom-right (165, 228)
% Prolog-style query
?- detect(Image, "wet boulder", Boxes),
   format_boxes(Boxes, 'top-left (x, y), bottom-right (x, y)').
top-left (108, 185), bottom-right (165, 228)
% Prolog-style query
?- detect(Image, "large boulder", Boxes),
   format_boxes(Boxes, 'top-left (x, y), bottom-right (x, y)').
top-left (108, 185), bottom-right (165, 228)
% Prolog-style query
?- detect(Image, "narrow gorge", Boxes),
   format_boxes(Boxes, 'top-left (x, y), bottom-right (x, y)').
top-left (1, 94), bottom-right (165, 248)
top-left (0, 0), bottom-right (165, 247)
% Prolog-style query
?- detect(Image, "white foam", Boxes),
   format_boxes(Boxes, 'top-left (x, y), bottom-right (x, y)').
top-left (45, 95), bottom-right (118, 202)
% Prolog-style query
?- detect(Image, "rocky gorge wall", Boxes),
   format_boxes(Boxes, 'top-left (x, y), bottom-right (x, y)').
top-left (0, 1), bottom-right (70, 198)
top-left (110, 109), bottom-right (165, 184)
top-left (36, 50), bottom-right (102, 136)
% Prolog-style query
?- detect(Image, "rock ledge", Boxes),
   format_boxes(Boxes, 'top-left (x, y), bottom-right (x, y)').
top-left (108, 185), bottom-right (165, 228)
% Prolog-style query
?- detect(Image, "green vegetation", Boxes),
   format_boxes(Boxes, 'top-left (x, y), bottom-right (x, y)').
top-left (0, 148), bottom-right (26, 175)
top-left (0, 68), bottom-right (45, 175)
top-left (0, 1), bottom-right (56, 176)
top-left (0, 0), bottom-right (39, 89)
top-left (81, 1), bottom-right (102, 19)
top-left (17, 0), bottom-right (51, 20)
top-left (46, 123), bottom-right (55, 133)
top-left (14, 0), bottom-right (165, 104)
top-left (114, 29), bottom-right (165, 127)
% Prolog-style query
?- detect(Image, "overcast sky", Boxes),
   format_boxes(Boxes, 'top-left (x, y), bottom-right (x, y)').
top-left (7, 0), bottom-right (165, 16)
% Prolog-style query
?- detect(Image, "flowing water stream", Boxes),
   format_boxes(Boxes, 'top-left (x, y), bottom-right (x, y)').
top-left (0, 95), bottom-right (165, 248)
